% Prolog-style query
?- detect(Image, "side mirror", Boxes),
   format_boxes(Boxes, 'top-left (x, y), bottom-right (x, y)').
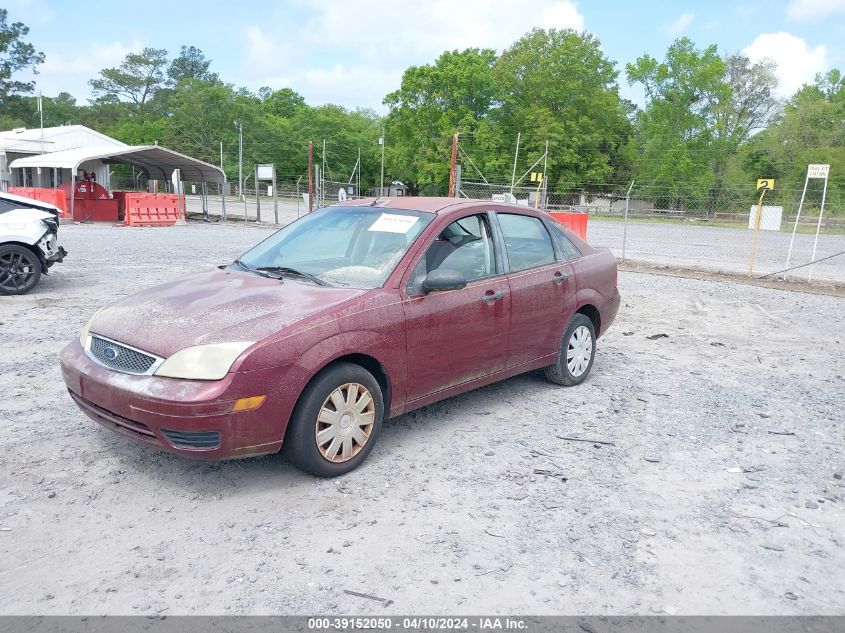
top-left (422, 269), bottom-right (467, 293)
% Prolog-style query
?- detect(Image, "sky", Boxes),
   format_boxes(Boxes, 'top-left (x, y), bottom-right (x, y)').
top-left (7, 0), bottom-right (845, 112)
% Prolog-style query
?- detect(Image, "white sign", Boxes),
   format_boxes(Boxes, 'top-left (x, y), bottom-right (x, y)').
top-left (256, 164), bottom-right (275, 180)
top-left (807, 164), bottom-right (830, 179)
top-left (748, 205), bottom-right (783, 231)
top-left (368, 213), bottom-right (419, 234)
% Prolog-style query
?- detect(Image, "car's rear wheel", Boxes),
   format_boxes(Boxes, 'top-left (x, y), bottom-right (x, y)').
top-left (543, 313), bottom-right (596, 386)
top-left (283, 362), bottom-right (384, 477)
top-left (0, 245), bottom-right (42, 296)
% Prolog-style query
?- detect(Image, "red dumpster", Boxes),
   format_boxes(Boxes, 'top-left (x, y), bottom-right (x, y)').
top-left (56, 181), bottom-right (118, 222)
top-left (549, 212), bottom-right (588, 240)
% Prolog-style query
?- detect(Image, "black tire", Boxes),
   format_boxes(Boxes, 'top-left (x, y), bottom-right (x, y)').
top-left (543, 313), bottom-right (596, 386)
top-left (283, 362), bottom-right (384, 477)
top-left (0, 244), bottom-right (42, 296)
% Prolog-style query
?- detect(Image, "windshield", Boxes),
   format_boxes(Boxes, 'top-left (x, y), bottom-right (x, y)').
top-left (236, 206), bottom-right (434, 289)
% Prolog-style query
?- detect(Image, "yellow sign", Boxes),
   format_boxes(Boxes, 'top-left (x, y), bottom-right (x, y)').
top-left (756, 179), bottom-right (775, 190)
top-left (530, 172), bottom-right (543, 183)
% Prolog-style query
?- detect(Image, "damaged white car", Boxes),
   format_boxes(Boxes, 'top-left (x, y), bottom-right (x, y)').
top-left (0, 192), bottom-right (67, 295)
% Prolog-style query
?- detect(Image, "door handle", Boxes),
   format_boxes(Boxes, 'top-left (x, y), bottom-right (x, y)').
top-left (553, 272), bottom-right (570, 285)
top-left (481, 290), bottom-right (503, 303)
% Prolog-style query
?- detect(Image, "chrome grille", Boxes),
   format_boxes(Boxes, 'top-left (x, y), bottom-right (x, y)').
top-left (89, 335), bottom-right (158, 374)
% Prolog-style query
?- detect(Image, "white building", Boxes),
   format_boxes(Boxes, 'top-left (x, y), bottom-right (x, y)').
top-left (0, 125), bottom-right (126, 191)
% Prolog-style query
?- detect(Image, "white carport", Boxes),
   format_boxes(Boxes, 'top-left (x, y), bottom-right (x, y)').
top-left (9, 145), bottom-right (228, 220)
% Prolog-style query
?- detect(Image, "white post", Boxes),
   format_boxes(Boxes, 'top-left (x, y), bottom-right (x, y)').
top-left (541, 139), bottom-right (549, 210)
top-left (785, 172), bottom-right (810, 267)
top-left (622, 180), bottom-right (634, 261)
top-left (510, 132), bottom-right (521, 195)
top-left (807, 175), bottom-right (829, 282)
top-left (379, 127), bottom-right (385, 196)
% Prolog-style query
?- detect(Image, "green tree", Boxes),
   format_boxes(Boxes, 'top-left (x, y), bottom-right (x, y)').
top-left (626, 38), bottom-right (727, 210)
top-left (0, 9), bottom-right (44, 106)
top-left (262, 88), bottom-right (306, 118)
top-left (384, 48), bottom-right (498, 192)
top-left (740, 70), bottom-right (845, 213)
top-left (89, 47), bottom-right (169, 114)
top-left (706, 53), bottom-right (779, 212)
top-left (492, 28), bottom-right (631, 190)
top-left (167, 45), bottom-right (218, 84)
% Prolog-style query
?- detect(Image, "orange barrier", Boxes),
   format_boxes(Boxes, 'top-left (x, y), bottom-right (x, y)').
top-left (8, 187), bottom-right (70, 217)
top-left (123, 193), bottom-right (183, 227)
top-left (549, 212), bottom-right (588, 240)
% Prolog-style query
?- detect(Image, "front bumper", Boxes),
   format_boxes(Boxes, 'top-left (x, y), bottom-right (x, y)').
top-left (60, 339), bottom-right (300, 460)
top-left (37, 231), bottom-right (66, 269)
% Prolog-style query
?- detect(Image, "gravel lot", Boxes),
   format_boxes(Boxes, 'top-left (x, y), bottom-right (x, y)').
top-left (1, 222), bottom-right (843, 616)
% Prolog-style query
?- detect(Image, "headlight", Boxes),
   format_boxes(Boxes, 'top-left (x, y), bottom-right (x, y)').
top-left (79, 309), bottom-right (104, 346)
top-left (154, 342), bottom-right (254, 381)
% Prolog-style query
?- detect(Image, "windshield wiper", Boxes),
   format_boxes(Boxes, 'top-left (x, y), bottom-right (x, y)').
top-left (227, 259), bottom-right (283, 281)
top-left (255, 266), bottom-right (329, 286)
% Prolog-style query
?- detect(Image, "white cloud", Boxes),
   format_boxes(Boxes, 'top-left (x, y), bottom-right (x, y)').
top-left (3, 0), bottom-right (55, 24)
top-left (240, 0), bottom-right (587, 110)
top-left (743, 32), bottom-right (828, 97)
top-left (541, 2), bottom-right (586, 30)
top-left (736, 3), bottom-right (762, 17)
top-left (31, 40), bottom-right (144, 100)
top-left (786, 0), bottom-right (845, 21)
top-left (666, 12), bottom-right (695, 36)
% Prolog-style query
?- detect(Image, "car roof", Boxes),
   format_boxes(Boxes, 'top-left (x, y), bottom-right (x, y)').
top-left (338, 196), bottom-right (543, 216)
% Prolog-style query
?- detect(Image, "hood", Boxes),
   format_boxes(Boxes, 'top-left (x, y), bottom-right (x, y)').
top-left (89, 269), bottom-right (367, 358)
top-left (0, 209), bottom-right (54, 245)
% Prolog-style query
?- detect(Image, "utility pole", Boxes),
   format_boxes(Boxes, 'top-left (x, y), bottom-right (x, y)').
top-left (37, 89), bottom-right (44, 187)
top-left (37, 90), bottom-right (44, 155)
top-left (448, 133), bottom-right (459, 197)
top-left (234, 120), bottom-right (243, 200)
top-left (379, 125), bottom-right (385, 196)
top-left (307, 141), bottom-right (314, 213)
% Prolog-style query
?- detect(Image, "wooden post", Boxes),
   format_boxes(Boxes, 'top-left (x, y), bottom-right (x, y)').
top-left (448, 133), bottom-right (458, 197)
top-left (747, 188), bottom-right (768, 277)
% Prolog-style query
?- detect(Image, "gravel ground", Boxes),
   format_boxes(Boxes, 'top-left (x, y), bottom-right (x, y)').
top-left (1, 222), bottom-right (843, 616)
top-left (186, 196), bottom-right (845, 283)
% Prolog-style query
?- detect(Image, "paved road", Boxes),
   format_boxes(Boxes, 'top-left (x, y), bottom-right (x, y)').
top-left (588, 220), bottom-right (845, 283)
top-left (185, 196), bottom-right (845, 283)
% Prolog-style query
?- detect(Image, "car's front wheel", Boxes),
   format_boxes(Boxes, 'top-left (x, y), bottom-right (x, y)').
top-left (544, 313), bottom-right (596, 386)
top-left (283, 362), bottom-right (384, 477)
top-left (0, 244), bottom-right (42, 296)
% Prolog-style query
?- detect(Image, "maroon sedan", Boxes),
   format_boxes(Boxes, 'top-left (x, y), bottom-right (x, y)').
top-left (61, 198), bottom-right (619, 476)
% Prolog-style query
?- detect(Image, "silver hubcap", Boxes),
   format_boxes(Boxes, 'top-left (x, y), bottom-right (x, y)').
top-left (566, 326), bottom-right (593, 377)
top-left (316, 382), bottom-right (375, 463)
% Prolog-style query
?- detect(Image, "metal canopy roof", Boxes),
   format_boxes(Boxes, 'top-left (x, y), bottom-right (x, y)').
top-left (9, 144), bottom-right (225, 183)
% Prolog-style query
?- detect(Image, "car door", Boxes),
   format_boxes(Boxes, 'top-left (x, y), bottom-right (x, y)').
top-left (402, 211), bottom-right (511, 402)
top-left (495, 211), bottom-right (577, 368)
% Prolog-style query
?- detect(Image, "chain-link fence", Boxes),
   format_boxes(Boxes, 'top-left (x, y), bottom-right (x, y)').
top-left (459, 180), bottom-right (845, 283)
